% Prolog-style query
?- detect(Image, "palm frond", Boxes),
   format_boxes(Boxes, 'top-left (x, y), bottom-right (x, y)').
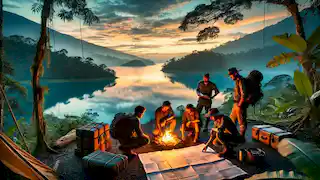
top-left (4, 60), bottom-right (14, 76)
top-left (80, 8), bottom-right (99, 25)
top-left (245, 170), bottom-right (306, 180)
top-left (31, 2), bottom-right (43, 13)
top-left (57, 9), bottom-right (74, 22)
top-left (278, 138), bottom-right (320, 179)
top-left (4, 76), bottom-right (27, 97)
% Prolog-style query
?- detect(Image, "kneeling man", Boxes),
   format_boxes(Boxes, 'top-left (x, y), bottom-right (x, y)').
top-left (204, 108), bottom-right (244, 156)
top-left (153, 101), bottom-right (176, 136)
top-left (112, 106), bottom-right (150, 155)
top-left (180, 104), bottom-right (200, 143)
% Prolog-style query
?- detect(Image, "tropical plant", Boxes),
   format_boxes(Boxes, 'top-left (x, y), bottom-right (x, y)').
top-left (31, 0), bottom-right (99, 154)
top-left (278, 138), bottom-right (320, 179)
top-left (265, 97), bottom-right (296, 114)
top-left (288, 70), bottom-right (320, 133)
top-left (266, 26), bottom-right (320, 91)
top-left (246, 170), bottom-right (306, 180)
top-left (180, 0), bottom-right (317, 85)
top-left (0, 0), bottom-right (4, 130)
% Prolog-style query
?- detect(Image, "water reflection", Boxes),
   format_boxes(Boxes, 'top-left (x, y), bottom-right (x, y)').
top-left (44, 63), bottom-right (296, 125)
top-left (44, 64), bottom-right (225, 124)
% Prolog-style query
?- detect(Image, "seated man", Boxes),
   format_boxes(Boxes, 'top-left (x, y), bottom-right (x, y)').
top-left (111, 105), bottom-right (150, 155)
top-left (203, 108), bottom-right (244, 157)
top-left (153, 101), bottom-right (176, 136)
top-left (180, 104), bottom-right (200, 143)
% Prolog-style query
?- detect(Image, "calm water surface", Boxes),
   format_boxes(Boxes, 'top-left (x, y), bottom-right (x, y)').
top-left (41, 64), bottom-right (295, 125)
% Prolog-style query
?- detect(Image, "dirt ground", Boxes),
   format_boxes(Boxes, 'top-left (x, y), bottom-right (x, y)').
top-left (33, 119), bottom-right (300, 180)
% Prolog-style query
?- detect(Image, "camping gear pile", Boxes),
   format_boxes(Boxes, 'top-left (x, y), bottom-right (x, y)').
top-left (82, 150), bottom-right (128, 178)
top-left (76, 123), bottom-right (128, 178)
top-left (75, 122), bottom-right (112, 157)
top-left (252, 125), bottom-right (293, 149)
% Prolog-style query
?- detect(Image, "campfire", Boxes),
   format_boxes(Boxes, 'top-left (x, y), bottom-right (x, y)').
top-left (154, 130), bottom-right (181, 147)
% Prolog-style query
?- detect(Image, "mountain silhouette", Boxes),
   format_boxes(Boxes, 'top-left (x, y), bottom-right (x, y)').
top-left (212, 9), bottom-right (320, 54)
top-left (3, 11), bottom-right (154, 66)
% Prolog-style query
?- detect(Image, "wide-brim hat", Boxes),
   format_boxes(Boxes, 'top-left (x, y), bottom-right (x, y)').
top-left (228, 67), bottom-right (241, 75)
top-left (204, 108), bottom-right (223, 118)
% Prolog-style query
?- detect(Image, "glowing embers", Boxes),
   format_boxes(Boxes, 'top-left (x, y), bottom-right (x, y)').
top-left (154, 130), bottom-right (181, 147)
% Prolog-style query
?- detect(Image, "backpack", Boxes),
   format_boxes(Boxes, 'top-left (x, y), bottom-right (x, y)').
top-left (110, 113), bottom-right (133, 139)
top-left (244, 70), bottom-right (264, 106)
top-left (238, 148), bottom-right (265, 164)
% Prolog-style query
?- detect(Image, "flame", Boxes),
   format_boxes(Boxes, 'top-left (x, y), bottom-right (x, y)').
top-left (161, 130), bottom-right (175, 143)
top-left (155, 130), bottom-right (180, 146)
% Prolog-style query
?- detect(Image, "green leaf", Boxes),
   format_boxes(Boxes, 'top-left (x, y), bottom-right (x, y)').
top-left (278, 138), bottom-right (320, 179)
top-left (273, 33), bottom-right (307, 52)
top-left (270, 97), bottom-right (282, 107)
top-left (274, 100), bottom-right (296, 113)
top-left (307, 26), bottom-right (320, 51)
top-left (266, 52), bottom-right (299, 68)
top-left (245, 170), bottom-right (306, 180)
top-left (267, 104), bottom-right (277, 111)
top-left (294, 70), bottom-right (313, 97)
top-left (5, 118), bottom-right (25, 137)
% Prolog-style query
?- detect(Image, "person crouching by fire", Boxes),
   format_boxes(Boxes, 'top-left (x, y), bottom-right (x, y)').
top-left (180, 104), bottom-right (200, 143)
top-left (111, 106), bottom-right (150, 156)
top-left (153, 101), bottom-right (176, 136)
top-left (203, 108), bottom-right (244, 157)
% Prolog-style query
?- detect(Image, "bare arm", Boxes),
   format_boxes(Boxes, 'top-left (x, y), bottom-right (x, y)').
top-left (155, 111), bottom-right (161, 130)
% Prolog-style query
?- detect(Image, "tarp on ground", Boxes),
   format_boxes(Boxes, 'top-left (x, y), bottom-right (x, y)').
top-left (0, 132), bottom-right (58, 180)
top-left (138, 144), bottom-right (247, 180)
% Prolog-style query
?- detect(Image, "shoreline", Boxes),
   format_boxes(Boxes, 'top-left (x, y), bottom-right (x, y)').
top-left (17, 76), bottom-right (118, 84)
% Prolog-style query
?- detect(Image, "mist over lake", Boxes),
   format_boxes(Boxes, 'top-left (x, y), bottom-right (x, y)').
top-left (13, 63), bottom-right (295, 125)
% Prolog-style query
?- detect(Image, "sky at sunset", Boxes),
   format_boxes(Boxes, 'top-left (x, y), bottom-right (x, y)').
top-left (3, 0), bottom-right (297, 61)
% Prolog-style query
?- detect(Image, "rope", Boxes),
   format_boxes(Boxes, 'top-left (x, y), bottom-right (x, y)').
top-left (79, 19), bottom-right (84, 59)
top-left (52, 20), bottom-right (56, 51)
top-left (0, 86), bottom-right (30, 153)
top-left (263, 1), bottom-right (266, 48)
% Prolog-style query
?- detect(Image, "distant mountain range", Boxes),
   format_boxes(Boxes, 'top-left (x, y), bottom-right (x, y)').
top-left (3, 11), bottom-right (154, 67)
top-left (121, 60), bottom-right (151, 67)
top-left (163, 9), bottom-right (320, 74)
top-left (212, 9), bottom-right (320, 54)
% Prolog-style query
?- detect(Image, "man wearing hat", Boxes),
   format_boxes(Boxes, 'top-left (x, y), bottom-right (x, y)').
top-left (153, 101), bottom-right (176, 136)
top-left (196, 73), bottom-right (220, 132)
top-left (228, 67), bottom-right (248, 137)
top-left (203, 108), bottom-right (243, 156)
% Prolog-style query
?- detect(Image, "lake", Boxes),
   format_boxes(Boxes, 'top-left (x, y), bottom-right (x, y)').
top-left (15, 63), bottom-right (297, 125)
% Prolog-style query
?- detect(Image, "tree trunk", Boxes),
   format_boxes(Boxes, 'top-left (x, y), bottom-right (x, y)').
top-left (33, 0), bottom-right (53, 155)
top-left (0, 0), bottom-right (4, 132)
top-left (286, 2), bottom-right (315, 89)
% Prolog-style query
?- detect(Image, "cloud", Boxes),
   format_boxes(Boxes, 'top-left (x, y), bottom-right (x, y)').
top-left (96, 0), bottom-right (191, 18)
top-left (131, 28), bottom-right (153, 35)
top-left (178, 38), bottom-right (197, 42)
top-left (152, 17), bottom-right (183, 28)
top-left (3, 3), bottom-right (21, 9)
top-left (110, 44), bottom-right (163, 49)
